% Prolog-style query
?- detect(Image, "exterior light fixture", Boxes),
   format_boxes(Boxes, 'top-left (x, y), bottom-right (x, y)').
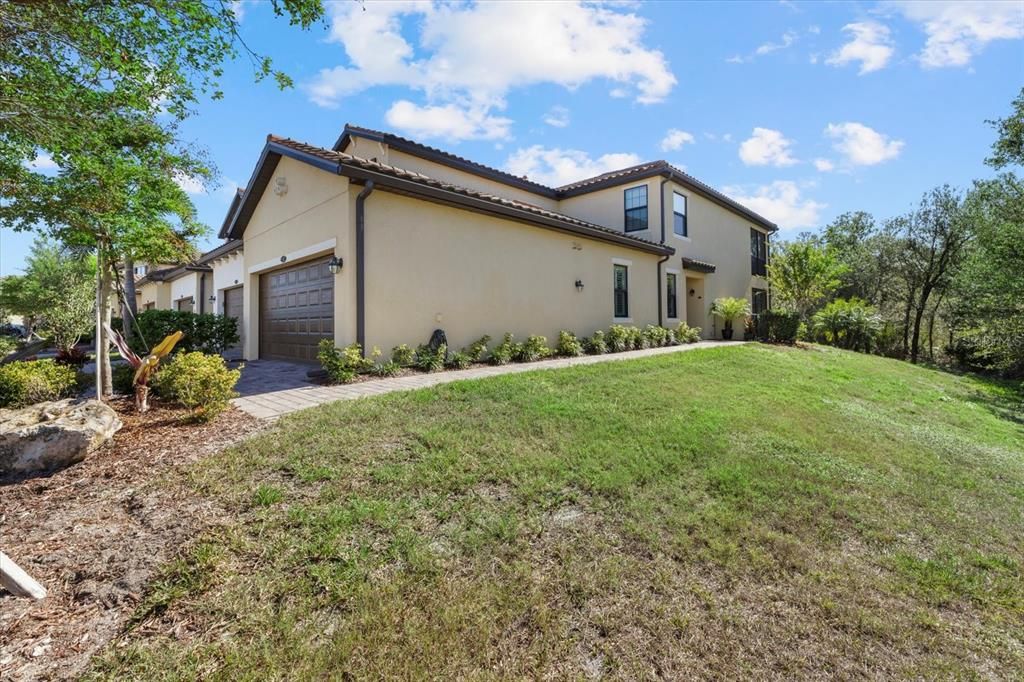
top-left (327, 255), bottom-right (343, 274)
top-left (208, 295), bottom-right (216, 303)
top-left (689, 288), bottom-right (696, 297)
top-left (575, 279), bottom-right (584, 291)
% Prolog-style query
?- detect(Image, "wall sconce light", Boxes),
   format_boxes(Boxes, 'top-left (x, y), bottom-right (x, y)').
top-left (575, 279), bottom-right (584, 291)
top-left (208, 295), bottom-right (216, 303)
top-left (689, 288), bottom-right (696, 297)
top-left (327, 255), bottom-right (344, 274)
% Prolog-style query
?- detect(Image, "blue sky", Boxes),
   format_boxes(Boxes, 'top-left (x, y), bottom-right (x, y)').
top-left (3, 0), bottom-right (1022, 275)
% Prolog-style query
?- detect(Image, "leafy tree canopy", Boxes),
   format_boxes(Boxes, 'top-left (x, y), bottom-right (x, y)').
top-left (767, 240), bottom-right (847, 319)
top-left (986, 87), bottom-right (1024, 169)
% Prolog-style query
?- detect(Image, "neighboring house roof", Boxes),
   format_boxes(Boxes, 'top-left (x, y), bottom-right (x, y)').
top-left (337, 124), bottom-right (777, 233)
top-left (217, 188), bottom-right (246, 239)
top-left (681, 257), bottom-right (717, 274)
top-left (224, 135), bottom-right (675, 257)
top-left (196, 238), bottom-right (244, 264)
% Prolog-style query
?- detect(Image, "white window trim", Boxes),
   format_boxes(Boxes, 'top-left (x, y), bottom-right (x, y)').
top-left (611, 257), bottom-right (633, 267)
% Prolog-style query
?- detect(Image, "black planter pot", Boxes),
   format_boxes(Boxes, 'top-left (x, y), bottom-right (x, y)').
top-left (722, 327), bottom-right (734, 340)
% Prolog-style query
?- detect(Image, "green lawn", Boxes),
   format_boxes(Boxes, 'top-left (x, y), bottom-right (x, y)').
top-left (91, 345), bottom-right (1023, 679)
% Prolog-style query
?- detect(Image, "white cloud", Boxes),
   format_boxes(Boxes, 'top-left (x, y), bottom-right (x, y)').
top-left (890, 0), bottom-right (1024, 68)
top-left (813, 158), bottom-right (835, 172)
top-left (307, 1), bottom-right (676, 140)
top-left (24, 153), bottom-right (58, 172)
top-left (739, 127), bottom-right (798, 167)
top-left (504, 146), bottom-right (641, 187)
top-left (385, 100), bottom-right (512, 141)
top-left (728, 30), bottom-right (798, 63)
top-left (826, 21), bottom-right (895, 74)
top-left (229, 0), bottom-right (248, 21)
top-left (173, 172), bottom-right (205, 195)
top-left (725, 181), bottom-right (826, 230)
top-left (543, 105), bottom-right (570, 128)
top-left (660, 129), bottom-right (696, 152)
top-left (825, 122), bottom-right (904, 166)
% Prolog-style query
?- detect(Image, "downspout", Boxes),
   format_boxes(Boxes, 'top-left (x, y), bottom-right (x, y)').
top-left (355, 180), bottom-right (375, 355)
top-left (656, 176), bottom-right (670, 325)
top-left (199, 273), bottom-right (206, 314)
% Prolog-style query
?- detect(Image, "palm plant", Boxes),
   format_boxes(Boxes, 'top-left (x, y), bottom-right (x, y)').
top-left (710, 297), bottom-right (751, 340)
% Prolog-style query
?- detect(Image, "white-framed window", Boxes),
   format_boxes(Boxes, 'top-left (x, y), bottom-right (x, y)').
top-left (673, 192), bottom-right (687, 237)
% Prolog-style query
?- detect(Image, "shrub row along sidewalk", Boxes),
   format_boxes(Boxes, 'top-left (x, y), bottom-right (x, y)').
top-left (234, 340), bottom-right (741, 419)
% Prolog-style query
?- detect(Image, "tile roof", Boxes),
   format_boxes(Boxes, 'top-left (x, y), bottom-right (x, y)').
top-left (339, 125), bottom-right (777, 231)
top-left (336, 124), bottom-right (555, 196)
top-left (681, 257), bottom-right (717, 274)
top-left (266, 135), bottom-right (672, 254)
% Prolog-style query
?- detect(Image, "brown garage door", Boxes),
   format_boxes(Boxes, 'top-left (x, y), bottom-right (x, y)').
top-left (259, 257), bottom-right (334, 362)
top-left (223, 286), bottom-right (244, 360)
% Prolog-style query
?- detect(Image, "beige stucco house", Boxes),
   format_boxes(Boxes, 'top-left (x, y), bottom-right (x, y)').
top-left (215, 125), bottom-right (775, 363)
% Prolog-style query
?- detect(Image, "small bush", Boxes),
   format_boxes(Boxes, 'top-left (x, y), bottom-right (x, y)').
top-left (0, 359), bottom-right (78, 408)
top-left (642, 325), bottom-right (669, 348)
top-left (517, 335), bottom-right (551, 362)
top-left (374, 360), bottom-right (402, 377)
top-left (112, 363), bottom-right (137, 395)
top-left (390, 344), bottom-right (415, 366)
top-left (446, 350), bottom-right (473, 370)
top-left (489, 333), bottom-right (520, 365)
top-left (607, 325), bottom-right (630, 353)
top-left (811, 298), bottom-right (882, 352)
top-left (318, 340), bottom-right (376, 384)
top-left (556, 330), bottom-right (583, 357)
top-left (464, 336), bottom-right (491, 362)
top-left (55, 346), bottom-right (89, 368)
top-left (414, 343), bottom-right (447, 372)
top-left (0, 336), bottom-right (17, 359)
top-left (665, 328), bottom-right (679, 346)
top-left (584, 330), bottom-right (607, 355)
top-left (676, 322), bottom-right (702, 343)
top-left (152, 352), bottom-right (241, 421)
top-left (763, 309), bottom-right (800, 345)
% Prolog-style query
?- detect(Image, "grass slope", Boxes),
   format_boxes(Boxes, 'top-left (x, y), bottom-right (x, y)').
top-left (90, 345), bottom-right (1023, 679)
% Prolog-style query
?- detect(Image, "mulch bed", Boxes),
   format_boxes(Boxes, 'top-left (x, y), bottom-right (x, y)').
top-left (0, 398), bottom-right (265, 681)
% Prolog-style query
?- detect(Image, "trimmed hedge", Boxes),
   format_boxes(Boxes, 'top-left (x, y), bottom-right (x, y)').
top-left (0, 359), bottom-right (78, 408)
top-left (763, 310), bottom-right (800, 345)
top-left (127, 309), bottom-right (239, 355)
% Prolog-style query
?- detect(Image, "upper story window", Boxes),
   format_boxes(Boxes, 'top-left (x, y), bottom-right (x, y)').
top-left (613, 264), bottom-right (629, 318)
top-left (673, 192), bottom-right (688, 237)
top-left (134, 265), bottom-right (148, 276)
top-left (751, 228), bottom-right (768, 277)
top-left (624, 186), bottom-right (648, 232)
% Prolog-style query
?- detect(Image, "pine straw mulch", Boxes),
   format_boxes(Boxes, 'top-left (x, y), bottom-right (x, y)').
top-left (0, 398), bottom-right (266, 681)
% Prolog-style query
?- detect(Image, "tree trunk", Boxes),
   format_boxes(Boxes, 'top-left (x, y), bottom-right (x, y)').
top-left (122, 255), bottom-right (137, 344)
top-left (910, 283), bottom-right (934, 365)
top-left (901, 289), bottom-right (915, 358)
top-left (96, 250), bottom-right (114, 397)
top-left (927, 292), bottom-right (945, 362)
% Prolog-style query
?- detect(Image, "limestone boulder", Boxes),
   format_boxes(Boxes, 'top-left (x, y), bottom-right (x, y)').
top-left (0, 400), bottom-right (122, 478)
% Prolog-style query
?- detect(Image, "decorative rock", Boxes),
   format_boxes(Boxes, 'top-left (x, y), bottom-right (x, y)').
top-left (0, 399), bottom-right (122, 478)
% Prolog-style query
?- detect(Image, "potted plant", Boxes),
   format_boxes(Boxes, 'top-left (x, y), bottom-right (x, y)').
top-left (710, 297), bottom-right (751, 340)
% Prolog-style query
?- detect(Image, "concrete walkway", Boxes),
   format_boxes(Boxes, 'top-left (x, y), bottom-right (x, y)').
top-left (232, 340), bottom-right (741, 420)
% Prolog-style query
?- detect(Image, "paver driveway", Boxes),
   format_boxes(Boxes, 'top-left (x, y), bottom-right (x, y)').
top-left (232, 340), bottom-right (742, 420)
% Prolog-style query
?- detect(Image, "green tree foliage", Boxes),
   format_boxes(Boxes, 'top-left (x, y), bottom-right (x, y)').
top-left (812, 299), bottom-right (883, 353)
top-left (985, 87), bottom-right (1023, 169)
top-left (767, 240), bottom-right (847, 320)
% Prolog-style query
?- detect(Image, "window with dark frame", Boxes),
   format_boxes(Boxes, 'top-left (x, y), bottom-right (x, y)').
top-left (673, 192), bottom-right (687, 237)
top-left (613, 264), bottom-right (629, 318)
top-left (667, 272), bottom-right (678, 318)
top-left (750, 228), bottom-right (768, 276)
top-left (752, 287), bottom-right (768, 339)
top-left (624, 186), bottom-right (648, 232)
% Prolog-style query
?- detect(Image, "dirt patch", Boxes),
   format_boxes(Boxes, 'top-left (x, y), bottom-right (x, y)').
top-left (0, 398), bottom-right (264, 681)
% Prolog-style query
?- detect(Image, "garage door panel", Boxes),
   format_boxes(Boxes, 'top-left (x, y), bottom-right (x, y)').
top-left (259, 257), bottom-right (335, 362)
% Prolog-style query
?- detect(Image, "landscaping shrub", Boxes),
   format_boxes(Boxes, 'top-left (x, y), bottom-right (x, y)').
top-left (665, 328), bottom-right (679, 346)
top-left (414, 343), bottom-right (447, 372)
top-left (464, 335), bottom-right (491, 362)
top-left (489, 333), bottom-right (520, 365)
top-left (132, 309), bottom-right (239, 355)
top-left (445, 350), bottom-right (473, 370)
top-left (317, 340), bottom-right (375, 384)
top-left (812, 298), bottom-right (882, 352)
top-left (0, 335), bottom-right (18, 359)
top-left (710, 297), bottom-right (751, 338)
top-left (584, 330), bottom-right (607, 355)
top-left (390, 344), bottom-right (414, 366)
top-left (0, 359), bottom-right (78, 408)
top-left (374, 360), bottom-right (402, 378)
top-left (517, 335), bottom-right (551, 362)
top-left (112, 363), bottom-right (137, 395)
top-left (55, 346), bottom-right (89, 368)
top-left (763, 309), bottom-right (800, 345)
top-left (607, 324), bottom-right (630, 353)
top-left (675, 322), bottom-right (702, 343)
top-left (556, 330), bottom-right (583, 357)
top-left (154, 352), bottom-right (241, 421)
top-left (642, 324), bottom-right (669, 348)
